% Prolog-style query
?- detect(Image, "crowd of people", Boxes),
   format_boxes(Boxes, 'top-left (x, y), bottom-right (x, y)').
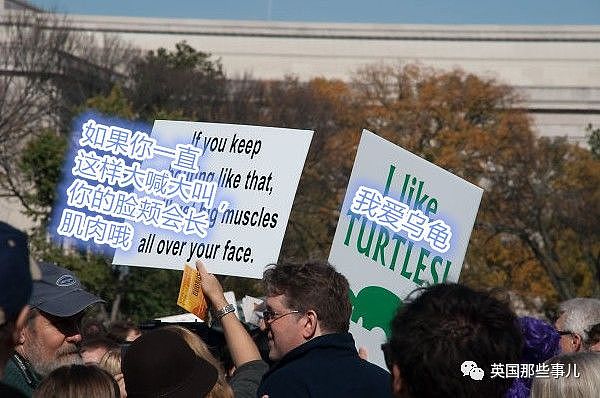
top-left (1, 220), bottom-right (599, 398)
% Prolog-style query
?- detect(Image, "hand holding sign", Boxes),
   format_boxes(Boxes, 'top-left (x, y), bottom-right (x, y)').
top-left (194, 260), bottom-right (263, 369)
top-left (195, 260), bottom-right (228, 309)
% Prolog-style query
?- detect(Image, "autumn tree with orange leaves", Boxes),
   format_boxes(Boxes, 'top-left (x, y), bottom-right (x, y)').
top-left (233, 64), bottom-right (598, 308)
top-left (350, 64), bottom-right (599, 306)
top-left (225, 77), bottom-right (363, 260)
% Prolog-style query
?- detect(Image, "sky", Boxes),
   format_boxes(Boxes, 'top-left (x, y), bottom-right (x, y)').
top-left (29, 0), bottom-right (600, 25)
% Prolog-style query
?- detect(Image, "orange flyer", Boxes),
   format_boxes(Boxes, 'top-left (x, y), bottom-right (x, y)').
top-left (177, 264), bottom-right (208, 319)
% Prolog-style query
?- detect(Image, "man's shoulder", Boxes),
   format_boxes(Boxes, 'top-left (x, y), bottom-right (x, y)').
top-left (356, 356), bottom-right (392, 380)
top-left (257, 361), bottom-right (309, 398)
top-left (258, 337), bottom-right (391, 397)
top-left (2, 354), bottom-right (37, 397)
top-left (267, 333), bottom-right (389, 376)
top-left (2, 356), bottom-right (25, 385)
top-left (258, 357), bottom-right (391, 398)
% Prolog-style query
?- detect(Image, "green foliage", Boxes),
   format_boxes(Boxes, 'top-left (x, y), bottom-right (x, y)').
top-left (220, 275), bottom-right (264, 299)
top-left (128, 41), bottom-right (226, 121)
top-left (85, 85), bottom-right (136, 119)
top-left (121, 267), bottom-right (183, 321)
top-left (586, 124), bottom-right (600, 160)
top-left (155, 41), bottom-right (219, 71)
top-left (18, 130), bottom-right (68, 221)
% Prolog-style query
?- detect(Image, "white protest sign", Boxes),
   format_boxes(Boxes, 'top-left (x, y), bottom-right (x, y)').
top-left (111, 120), bottom-right (313, 278)
top-left (241, 295), bottom-right (265, 326)
top-left (329, 130), bottom-right (483, 369)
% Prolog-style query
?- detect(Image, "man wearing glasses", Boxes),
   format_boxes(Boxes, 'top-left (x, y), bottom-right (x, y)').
top-left (554, 298), bottom-right (600, 353)
top-left (2, 262), bottom-right (103, 397)
top-left (256, 261), bottom-right (390, 398)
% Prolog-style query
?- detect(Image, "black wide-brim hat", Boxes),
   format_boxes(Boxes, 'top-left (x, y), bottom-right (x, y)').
top-left (123, 328), bottom-right (218, 398)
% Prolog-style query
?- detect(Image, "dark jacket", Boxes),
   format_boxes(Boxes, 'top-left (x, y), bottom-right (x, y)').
top-left (230, 359), bottom-right (269, 398)
top-left (1, 353), bottom-right (41, 397)
top-left (257, 332), bottom-right (391, 398)
top-left (0, 382), bottom-right (28, 398)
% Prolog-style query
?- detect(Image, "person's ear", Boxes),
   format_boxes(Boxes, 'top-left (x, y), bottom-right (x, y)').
top-left (392, 364), bottom-right (403, 397)
top-left (300, 310), bottom-right (318, 340)
top-left (13, 306), bottom-right (30, 345)
top-left (573, 333), bottom-right (583, 351)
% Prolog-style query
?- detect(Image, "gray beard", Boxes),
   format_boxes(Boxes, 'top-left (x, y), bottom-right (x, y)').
top-left (27, 343), bottom-right (83, 377)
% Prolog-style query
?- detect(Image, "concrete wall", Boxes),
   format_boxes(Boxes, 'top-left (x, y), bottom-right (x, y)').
top-left (62, 15), bottom-right (600, 144)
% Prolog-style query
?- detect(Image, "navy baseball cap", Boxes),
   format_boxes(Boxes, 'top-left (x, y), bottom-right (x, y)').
top-left (0, 221), bottom-right (32, 325)
top-left (30, 262), bottom-right (104, 317)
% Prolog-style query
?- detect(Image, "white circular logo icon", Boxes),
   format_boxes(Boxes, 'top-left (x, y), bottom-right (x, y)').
top-left (56, 275), bottom-right (76, 287)
top-left (461, 360), bottom-right (485, 381)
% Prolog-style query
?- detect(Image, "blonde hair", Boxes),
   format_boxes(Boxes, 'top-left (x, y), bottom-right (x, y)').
top-left (98, 348), bottom-right (127, 398)
top-left (531, 352), bottom-right (600, 398)
top-left (98, 348), bottom-right (122, 376)
top-left (163, 325), bottom-right (233, 398)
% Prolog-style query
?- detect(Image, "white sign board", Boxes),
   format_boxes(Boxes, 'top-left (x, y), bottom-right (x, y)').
top-left (329, 130), bottom-right (483, 368)
top-left (241, 295), bottom-right (265, 326)
top-left (113, 120), bottom-right (312, 278)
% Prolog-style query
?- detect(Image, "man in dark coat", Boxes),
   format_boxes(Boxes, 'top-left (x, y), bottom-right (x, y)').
top-left (256, 261), bottom-right (391, 398)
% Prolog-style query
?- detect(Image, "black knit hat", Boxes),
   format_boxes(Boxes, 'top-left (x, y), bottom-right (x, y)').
top-left (122, 328), bottom-right (218, 398)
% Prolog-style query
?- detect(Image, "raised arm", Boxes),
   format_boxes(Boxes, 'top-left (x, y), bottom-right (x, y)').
top-left (195, 260), bottom-right (261, 366)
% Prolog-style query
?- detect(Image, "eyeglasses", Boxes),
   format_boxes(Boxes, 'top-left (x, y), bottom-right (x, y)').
top-left (381, 343), bottom-right (393, 371)
top-left (557, 330), bottom-right (574, 336)
top-left (262, 309), bottom-right (300, 325)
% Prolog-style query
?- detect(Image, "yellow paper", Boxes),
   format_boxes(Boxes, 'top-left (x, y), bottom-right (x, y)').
top-left (177, 264), bottom-right (208, 319)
